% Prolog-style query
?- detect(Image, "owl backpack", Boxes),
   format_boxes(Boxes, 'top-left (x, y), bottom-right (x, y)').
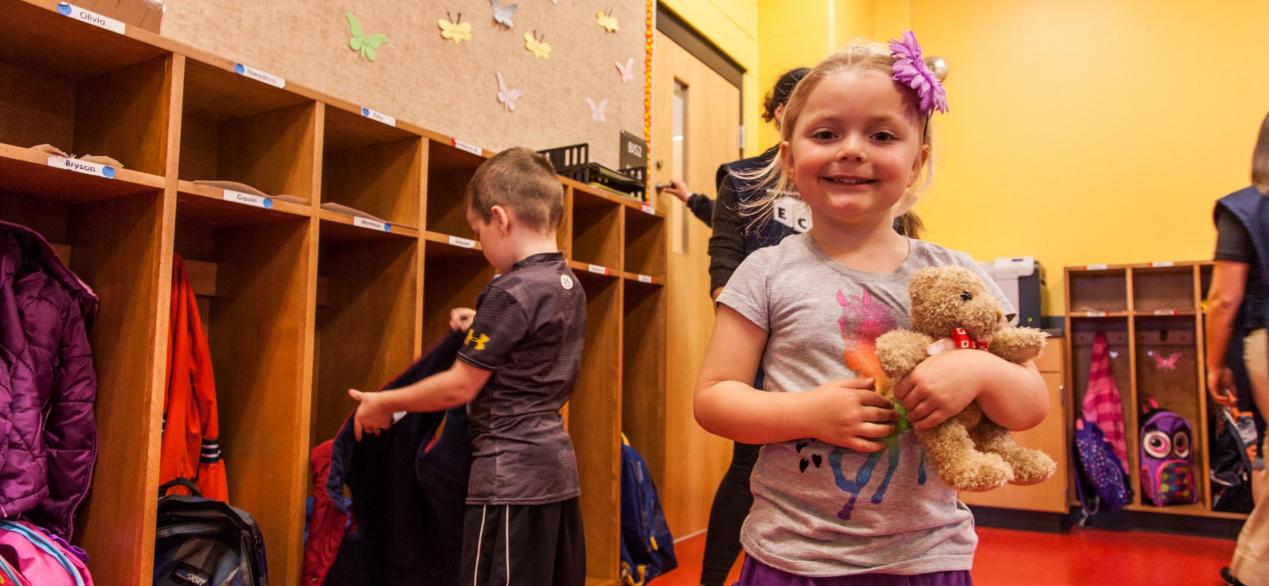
top-left (1139, 397), bottom-right (1199, 507)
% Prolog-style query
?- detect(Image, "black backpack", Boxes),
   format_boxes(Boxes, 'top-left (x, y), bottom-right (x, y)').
top-left (154, 478), bottom-right (268, 586)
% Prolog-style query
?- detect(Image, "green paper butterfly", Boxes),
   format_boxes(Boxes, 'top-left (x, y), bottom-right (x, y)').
top-left (346, 12), bottom-right (388, 62)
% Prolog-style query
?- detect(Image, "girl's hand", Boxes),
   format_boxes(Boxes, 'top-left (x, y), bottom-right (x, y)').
top-left (449, 307), bottom-right (476, 332)
top-left (801, 378), bottom-right (898, 451)
top-left (1207, 367), bottom-right (1238, 407)
top-left (348, 388), bottom-right (393, 440)
top-left (893, 350), bottom-right (994, 431)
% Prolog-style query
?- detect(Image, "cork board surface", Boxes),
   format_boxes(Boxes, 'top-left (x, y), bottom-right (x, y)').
top-left (161, 0), bottom-right (646, 167)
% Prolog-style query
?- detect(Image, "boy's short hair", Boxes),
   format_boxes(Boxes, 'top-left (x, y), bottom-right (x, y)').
top-left (465, 147), bottom-right (565, 232)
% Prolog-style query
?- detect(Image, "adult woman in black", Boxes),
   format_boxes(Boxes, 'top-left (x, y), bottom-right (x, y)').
top-left (1208, 112), bottom-right (1269, 586)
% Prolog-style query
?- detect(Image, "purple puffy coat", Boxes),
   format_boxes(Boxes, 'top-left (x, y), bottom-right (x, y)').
top-left (0, 220), bottom-right (98, 539)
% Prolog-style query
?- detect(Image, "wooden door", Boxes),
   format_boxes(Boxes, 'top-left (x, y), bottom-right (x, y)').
top-left (651, 30), bottom-right (741, 537)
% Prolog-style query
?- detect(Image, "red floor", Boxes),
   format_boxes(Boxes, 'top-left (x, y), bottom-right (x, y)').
top-left (656, 527), bottom-right (1236, 585)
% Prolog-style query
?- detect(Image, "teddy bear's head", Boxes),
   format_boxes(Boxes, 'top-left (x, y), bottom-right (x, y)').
top-left (908, 266), bottom-right (1005, 342)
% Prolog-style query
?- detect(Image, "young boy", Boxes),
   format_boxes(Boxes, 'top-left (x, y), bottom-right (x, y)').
top-left (348, 147), bottom-right (587, 585)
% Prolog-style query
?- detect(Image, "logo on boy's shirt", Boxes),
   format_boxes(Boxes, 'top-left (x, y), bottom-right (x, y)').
top-left (465, 329), bottom-right (490, 350)
top-left (773, 196), bottom-right (811, 232)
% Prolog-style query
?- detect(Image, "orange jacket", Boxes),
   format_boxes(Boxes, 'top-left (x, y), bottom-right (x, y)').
top-left (160, 254), bottom-right (229, 501)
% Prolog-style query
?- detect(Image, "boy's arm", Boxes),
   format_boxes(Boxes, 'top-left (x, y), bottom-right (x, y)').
top-left (349, 362), bottom-right (490, 440)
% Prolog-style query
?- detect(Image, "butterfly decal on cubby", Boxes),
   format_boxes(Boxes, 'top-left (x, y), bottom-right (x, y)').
top-left (438, 12), bottom-right (472, 43)
top-left (586, 97), bottom-right (607, 122)
top-left (492, 0), bottom-right (518, 28)
top-left (346, 12), bottom-right (388, 62)
top-left (1147, 350), bottom-right (1182, 371)
top-left (616, 58), bottom-right (635, 83)
top-left (596, 8), bottom-right (618, 33)
top-left (496, 72), bottom-right (524, 112)
top-left (524, 31), bottom-right (551, 59)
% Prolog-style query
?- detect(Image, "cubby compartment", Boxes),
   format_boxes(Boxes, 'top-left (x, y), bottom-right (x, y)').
top-left (570, 271), bottom-right (622, 585)
top-left (624, 205), bottom-right (666, 281)
top-left (173, 198), bottom-right (313, 581)
top-left (1133, 266), bottom-right (1197, 315)
top-left (425, 140), bottom-right (485, 239)
top-left (422, 239), bottom-right (494, 342)
top-left (1067, 268), bottom-right (1129, 315)
top-left (622, 279), bottom-right (666, 484)
top-left (311, 221), bottom-right (419, 446)
top-left (1133, 316), bottom-right (1206, 510)
top-left (572, 187), bottom-right (623, 272)
top-left (321, 106), bottom-right (422, 228)
top-left (0, 2), bottom-right (171, 177)
top-left (1069, 318), bottom-right (1138, 495)
top-left (0, 188), bottom-right (166, 584)
top-left (178, 59), bottom-right (317, 202)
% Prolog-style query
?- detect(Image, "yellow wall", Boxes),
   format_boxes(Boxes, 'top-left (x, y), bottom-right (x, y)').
top-left (660, 0), bottom-right (762, 155)
top-left (907, 0), bottom-right (1269, 311)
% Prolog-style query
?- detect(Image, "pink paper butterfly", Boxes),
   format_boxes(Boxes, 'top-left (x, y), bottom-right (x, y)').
top-left (1148, 351), bottom-right (1181, 371)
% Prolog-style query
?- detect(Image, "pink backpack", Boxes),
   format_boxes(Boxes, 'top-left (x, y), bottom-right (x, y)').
top-left (0, 521), bottom-right (92, 586)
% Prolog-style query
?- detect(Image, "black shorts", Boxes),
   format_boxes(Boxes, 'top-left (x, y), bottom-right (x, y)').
top-left (461, 497), bottom-right (586, 586)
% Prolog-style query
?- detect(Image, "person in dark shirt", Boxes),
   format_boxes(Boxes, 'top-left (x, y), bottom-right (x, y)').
top-left (349, 147), bottom-right (587, 586)
top-left (1208, 112), bottom-right (1269, 586)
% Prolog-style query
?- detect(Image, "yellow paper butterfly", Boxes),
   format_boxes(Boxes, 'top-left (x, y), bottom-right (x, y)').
top-left (438, 12), bottom-right (472, 43)
top-left (596, 9), bottom-right (618, 33)
top-left (524, 31), bottom-right (551, 60)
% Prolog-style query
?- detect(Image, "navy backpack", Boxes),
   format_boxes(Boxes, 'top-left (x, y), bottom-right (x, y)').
top-left (619, 435), bottom-right (676, 585)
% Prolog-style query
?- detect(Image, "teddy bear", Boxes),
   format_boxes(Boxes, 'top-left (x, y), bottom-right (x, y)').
top-left (874, 265), bottom-right (1056, 492)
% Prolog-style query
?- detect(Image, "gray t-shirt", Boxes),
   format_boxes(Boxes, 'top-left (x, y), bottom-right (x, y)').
top-left (717, 233), bottom-right (1014, 577)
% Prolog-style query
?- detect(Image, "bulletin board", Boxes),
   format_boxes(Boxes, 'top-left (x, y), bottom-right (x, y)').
top-left (160, 0), bottom-right (649, 168)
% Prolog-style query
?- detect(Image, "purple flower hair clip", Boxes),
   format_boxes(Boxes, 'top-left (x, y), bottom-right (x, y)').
top-left (889, 31), bottom-right (948, 115)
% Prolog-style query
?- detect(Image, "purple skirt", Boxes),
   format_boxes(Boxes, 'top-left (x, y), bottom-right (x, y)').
top-left (736, 555), bottom-right (972, 586)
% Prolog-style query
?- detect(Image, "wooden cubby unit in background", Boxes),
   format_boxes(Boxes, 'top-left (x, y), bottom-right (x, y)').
top-left (425, 140), bottom-right (485, 239)
top-left (571, 185), bottom-right (624, 273)
top-left (321, 106), bottom-right (422, 228)
top-left (172, 197), bottom-right (314, 582)
top-left (624, 205), bottom-right (667, 281)
top-left (311, 222), bottom-right (420, 447)
top-left (622, 279), bottom-right (667, 486)
top-left (1064, 262), bottom-right (1240, 521)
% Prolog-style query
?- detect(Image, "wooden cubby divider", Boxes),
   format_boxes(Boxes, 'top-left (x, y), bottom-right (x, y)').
top-left (0, 2), bottom-right (665, 583)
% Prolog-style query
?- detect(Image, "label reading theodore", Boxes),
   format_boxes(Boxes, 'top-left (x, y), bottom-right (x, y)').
top-left (47, 156), bottom-right (115, 179)
top-left (233, 63), bottom-right (286, 88)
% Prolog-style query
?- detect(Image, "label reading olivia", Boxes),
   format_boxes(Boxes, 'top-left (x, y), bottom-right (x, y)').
top-left (360, 106), bottom-right (397, 127)
top-left (233, 63), bottom-right (286, 88)
top-left (448, 235), bottom-right (476, 249)
top-left (353, 217), bottom-right (391, 232)
top-left (452, 139), bottom-right (482, 156)
top-left (47, 156), bottom-right (115, 179)
top-left (223, 189), bottom-right (272, 209)
top-left (56, 3), bottom-right (125, 34)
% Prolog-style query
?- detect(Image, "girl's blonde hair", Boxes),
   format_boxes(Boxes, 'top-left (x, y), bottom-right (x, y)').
top-left (738, 41), bottom-right (935, 226)
top-left (1254, 111), bottom-right (1269, 195)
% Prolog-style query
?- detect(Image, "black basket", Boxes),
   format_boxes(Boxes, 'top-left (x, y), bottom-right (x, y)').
top-left (539, 143), bottom-right (647, 201)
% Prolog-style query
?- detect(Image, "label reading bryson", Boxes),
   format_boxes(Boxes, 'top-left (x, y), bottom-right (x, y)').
top-left (47, 156), bottom-right (115, 179)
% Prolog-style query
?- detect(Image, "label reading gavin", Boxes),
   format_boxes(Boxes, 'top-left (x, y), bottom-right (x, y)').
top-left (56, 3), bottom-right (125, 34)
top-left (448, 235), bottom-right (476, 249)
top-left (353, 217), bottom-right (391, 232)
top-left (588, 264), bottom-right (607, 275)
top-left (360, 106), bottom-right (396, 127)
top-left (1151, 261), bottom-right (1174, 268)
top-left (637, 274), bottom-right (652, 283)
top-left (452, 139), bottom-right (482, 156)
top-left (223, 189), bottom-right (272, 209)
top-left (1086, 263), bottom-right (1109, 271)
top-left (47, 156), bottom-right (115, 179)
top-left (641, 204), bottom-right (655, 215)
top-left (233, 63), bottom-right (286, 88)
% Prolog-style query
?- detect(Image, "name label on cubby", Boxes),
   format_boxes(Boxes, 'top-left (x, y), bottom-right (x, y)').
top-left (47, 156), bottom-right (115, 179)
top-left (1086, 263), bottom-right (1109, 270)
top-left (233, 63), bottom-right (286, 88)
top-left (588, 264), bottom-right (608, 276)
top-left (448, 235), bottom-right (477, 249)
top-left (1153, 309), bottom-right (1176, 316)
top-left (453, 139), bottom-right (482, 156)
top-left (637, 274), bottom-right (652, 283)
top-left (360, 106), bottom-right (396, 127)
top-left (641, 205), bottom-right (656, 215)
top-left (353, 217), bottom-right (391, 232)
top-left (223, 189), bottom-right (272, 209)
top-left (1085, 310), bottom-right (1107, 317)
top-left (1151, 261), bottom-right (1174, 268)
top-left (56, 3), bottom-right (125, 34)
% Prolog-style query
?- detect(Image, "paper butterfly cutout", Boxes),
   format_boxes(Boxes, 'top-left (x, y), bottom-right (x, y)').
top-left (496, 72), bottom-right (524, 112)
top-left (347, 12), bottom-right (388, 62)
top-left (596, 8), bottom-right (618, 33)
top-left (1148, 350), bottom-right (1181, 371)
top-left (615, 58), bottom-right (634, 83)
top-left (492, 0), bottom-right (517, 28)
top-left (586, 97), bottom-right (607, 122)
top-left (524, 31), bottom-right (551, 59)
top-left (438, 12), bottom-right (472, 43)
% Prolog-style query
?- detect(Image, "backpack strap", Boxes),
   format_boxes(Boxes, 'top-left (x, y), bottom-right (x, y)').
top-left (158, 477), bottom-right (203, 498)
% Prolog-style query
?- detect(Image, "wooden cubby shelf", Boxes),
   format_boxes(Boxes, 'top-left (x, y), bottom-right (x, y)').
top-left (0, 2), bottom-right (667, 584)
